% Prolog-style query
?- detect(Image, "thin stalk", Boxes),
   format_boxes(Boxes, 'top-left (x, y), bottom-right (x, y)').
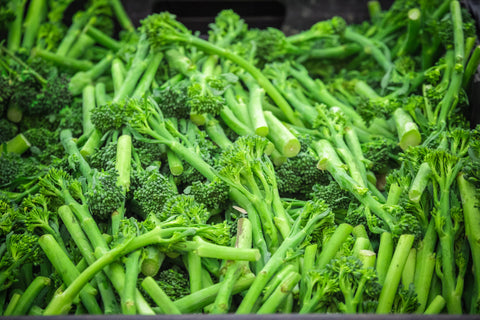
top-left (85, 25), bottom-right (122, 51)
top-left (32, 48), bottom-right (93, 71)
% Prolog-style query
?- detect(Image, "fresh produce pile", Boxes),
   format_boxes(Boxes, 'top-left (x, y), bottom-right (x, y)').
top-left (1, 0), bottom-right (480, 315)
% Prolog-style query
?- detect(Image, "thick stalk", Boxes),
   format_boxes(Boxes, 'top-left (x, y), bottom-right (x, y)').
top-left (414, 220), bottom-right (437, 313)
top-left (264, 111), bottom-right (300, 158)
top-left (376, 234), bottom-right (415, 314)
top-left (38, 234), bottom-right (102, 314)
top-left (21, 0), bottom-right (46, 50)
top-left (9, 276), bottom-right (50, 316)
top-left (457, 173), bottom-right (480, 312)
top-left (58, 206), bottom-right (119, 314)
top-left (122, 250), bottom-right (142, 314)
top-left (141, 277), bottom-right (181, 314)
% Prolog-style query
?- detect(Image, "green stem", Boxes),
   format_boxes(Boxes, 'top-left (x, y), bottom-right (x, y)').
top-left (264, 111), bottom-right (300, 158)
top-left (21, 0), bottom-right (46, 50)
top-left (133, 52), bottom-right (164, 98)
top-left (437, 1), bottom-right (465, 126)
top-left (82, 85), bottom-right (96, 136)
top-left (376, 232), bottom-right (394, 286)
top-left (0, 133), bottom-right (31, 154)
top-left (38, 234), bottom-right (102, 314)
top-left (33, 48), bottom-right (93, 71)
top-left (409, 162), bottom-right (432, 203)
top-left (85, 25), bottom-right (123, 51)
top-left (247, 84), bottom-right (268, 136)
top-left (393, 108), bottom-right (422, 150)
top-left (7, 0), bottom-right (26, 52)
top-left (58, 205), bottom-right (120, 314)
top-left (113, 35), bottom-right (151, 102)
top-left (9, 276), bottom-right (50, 316)
top-left (110, 0), bottom-right (135, 32)
top-left (67, 33), bottom-right (95, 59)
top-left (424, 295), bottom-right (446, 314)
top-left (316, 223), bottom-right (354, 268)
top-left (376, 234), bottom-right (415, 314)
top-left (257, 271), bottom-right (301, 314)
top-left (463, 45), bottom-right (480, 89)
top-left (69, 53), bottom-right (114, 96)
top-left (111, 58), bottom-right (126, 95)
top-left (236, 209), bottom-right (331, 313)
top-left (141, 277), bottom-right (182, 314)
top-left (414, 220), bottom-right (437, 313)
top-left (122, 250), bottom-right (142, 314)
top-left (457, 173), bottom-right (480, 312)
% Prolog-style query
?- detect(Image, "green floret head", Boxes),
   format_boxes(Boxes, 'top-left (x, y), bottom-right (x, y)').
top-left (91, 100), bottom-right (133, 133)
top-left (29, 72), bottom-right (72, 116)
top-left (153, 80), bottom-right (190, 119)
top-left (276, 135), bottom-right (331, 198)
top-left (133, 139), bottom-right (165, 168)
top-left (140, 12), bottom-right (191, 49)
top-left (0, 152), bottom-right (39, 187)
top-left (326, 255), bottom-right (382, 313)
top-left (301, 267), bottom-right (339, 313)
top-left (0, 119), bottom-right (18, 143)
top-left (85, 168), bottom-right (125, 222)
top-left (0, 200), bottom-right (17, 236)
top-left (385, 204), bottom-right (423, 240)
top-left (155, 266), bottom-right (190, 300)
top-left (184, 178), bottom-right (230, 211)
top-left (208, 9), bottom-right (247, 46)
top-left (362, 136), bottom-right (400, 174)
top-left (0, 232), bottom-right (45, 289)
top-left (392, 284), bottom-right (420, 313)
top-left (310, 16), bottom-right (347, 36)
top-left (246, 27), bottom-right (290, 66)
top-left (88, 140), bottom-right (117, 170)
top-left (133, 167), bottom-right (178, 217)
top-left (311, 180), bottom-right (357, 215)
top-left (161, 194), bottom-right (210, 224)
top-left (357, 97), bottom-right (401, 125)
top-left (187, 82), bottom-right (224, 116)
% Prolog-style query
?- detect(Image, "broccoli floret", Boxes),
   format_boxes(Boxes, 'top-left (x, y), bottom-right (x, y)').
top-left (153, 80), bottom-right (191, 120)
top-left (161, 194), bottom-right (210, 224)
top-left (133, 167), bottom-right (178, 217)
top-left (156, 267), bottom-right (190, 301)
top-left (0, 152), bottom-right (41, 187)
top-left (0, 232), bottom-right (45, 290)
top-left (88, 139), bottom-right (117, 171)
top-left (276, 136), bottom-right (331, 199)
top-left (362, 136), bottom-right (400, 175)
top-left (326, 255), bottom-right (382, 313)
top-left (184, 178), bottom-right (230, 212)
top-left (208, 9), bottom-right (247, 47)
top-left (85, 168), bottom-right (125, 222)
top-left (0, 119), bottom-right (18, 143)
top-left (90, 100), bottom-right (132, 134)
top-left (311, 180), bottom-right (357, 215)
